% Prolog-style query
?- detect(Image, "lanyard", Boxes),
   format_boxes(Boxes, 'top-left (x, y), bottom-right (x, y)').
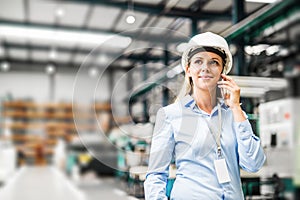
top-left (217, 103), bottom-right (222, 157)
top-left (204, 103), bottom-right (222, 158)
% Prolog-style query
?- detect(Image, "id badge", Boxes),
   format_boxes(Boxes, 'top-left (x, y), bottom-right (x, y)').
top-left (214, 158), bottom-right (231, 184)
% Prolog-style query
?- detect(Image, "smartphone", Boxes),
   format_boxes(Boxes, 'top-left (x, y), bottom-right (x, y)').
top-left (218, 73), bottom-right (229, 101)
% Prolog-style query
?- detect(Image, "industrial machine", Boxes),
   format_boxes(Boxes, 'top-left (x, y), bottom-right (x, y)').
top-left (258, 98), bottom-right (300, 199)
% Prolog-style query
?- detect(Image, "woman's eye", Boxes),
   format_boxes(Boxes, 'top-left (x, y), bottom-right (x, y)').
top-left (209, 60), bottom-right (220, 66)
top-left (194, 60), bottom-right (202, 64)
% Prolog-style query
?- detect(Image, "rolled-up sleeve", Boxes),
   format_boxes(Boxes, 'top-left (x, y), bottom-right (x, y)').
top-left (144, 108), bottom-right (175, 200)
top-left (235, 120), bottom-right (266, 172)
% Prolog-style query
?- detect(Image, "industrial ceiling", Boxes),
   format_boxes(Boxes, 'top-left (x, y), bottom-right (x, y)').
top-left (0, 0), bottom-right (298, 74)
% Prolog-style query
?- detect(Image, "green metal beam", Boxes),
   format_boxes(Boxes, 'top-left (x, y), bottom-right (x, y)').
top-left (127, 60), bottom-right (181, 102)
top-left (222, 0), bottom-right (297, 41)
top-left (129, 76), bottom-right (165, 102)
top-left (249, 6), bottom-right (300, 41)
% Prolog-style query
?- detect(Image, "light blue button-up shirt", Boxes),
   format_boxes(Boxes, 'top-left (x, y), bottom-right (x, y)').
top-left (144, 95), bottom-right (266, 200)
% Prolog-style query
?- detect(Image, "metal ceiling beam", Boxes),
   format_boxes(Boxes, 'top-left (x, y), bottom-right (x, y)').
top-left (61, 0), bottom-right (232, 21)
top-left (4, 42), bottom-right (179, 61)
top-left (0, 58), bottom-right (133, 72)
top-left (249, 6), bottom-right (300, 42)
top-left (221, 0), bottom-right (298, 42)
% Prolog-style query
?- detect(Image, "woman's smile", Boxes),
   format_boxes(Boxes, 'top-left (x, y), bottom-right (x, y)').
top-left (198, 75), bottom-right (213, 80)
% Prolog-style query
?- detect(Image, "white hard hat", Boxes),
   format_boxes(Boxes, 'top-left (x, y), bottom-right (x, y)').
top-left (181, 32), bottom-right (232, 74)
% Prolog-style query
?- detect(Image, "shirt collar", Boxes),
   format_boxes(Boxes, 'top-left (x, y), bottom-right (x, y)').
top-left (181, 95), bottom-right (195, 108)
top-left (181, 94), bottom-right (228, 111)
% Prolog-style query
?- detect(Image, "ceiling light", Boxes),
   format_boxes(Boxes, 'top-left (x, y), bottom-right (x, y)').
top-left (229, 44), bottom-right (237, 56)
top-left (245, 44), bottom-right (270, 55)
top-left (0, 25), bottom-right (132, 49)
top-left (126, 15), bottom-right (136, 24)
top-left (277, 48), bottom-right (289, 56)
top-left (266, 45), bottom-right (280, 56)
top-left (118, 59), bottom-right (131, 68)
top-left (1, 61), bottom-right (10, 72)
top-left (88, 67), bottom-right (99, 77)
top-left (126, 0), bottom-right (135, 24)
top-left (55, 7), bottom-right (65, 19)
top-left (245, 46), bottom-right (254, 55)
top-left (49, 48), bottom-right (57, 60)
top-left (245, 0), bottom-right (280, 3)
top-left (46, 64), bottom-right (56, 74)
top-left (97, 54), bottom-right (108, 64)
top-left (277, 62), bottom-right (284, 72)
top-left (253, 44), bottom-right (269, 55)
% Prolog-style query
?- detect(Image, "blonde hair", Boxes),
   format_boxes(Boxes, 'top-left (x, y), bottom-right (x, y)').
top-left (175, 70), bottom-right (193, 102)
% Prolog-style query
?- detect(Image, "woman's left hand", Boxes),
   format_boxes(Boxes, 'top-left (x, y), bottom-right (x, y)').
top-left (217, 74), bottom-right (241, 109)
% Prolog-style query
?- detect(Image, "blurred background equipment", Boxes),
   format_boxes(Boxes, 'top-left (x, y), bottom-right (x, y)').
top-left (0, 0), bottom-right (299, 199)
top-left (258, 98), bottom-right (300, 199)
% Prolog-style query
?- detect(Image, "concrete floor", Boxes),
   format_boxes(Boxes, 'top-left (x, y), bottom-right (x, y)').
top-left (78, 177), bottom-right (142, 200)
top-left (0, 166), bottom-right (143, 200)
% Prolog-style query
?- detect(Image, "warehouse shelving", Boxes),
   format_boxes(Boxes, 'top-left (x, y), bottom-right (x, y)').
top-left (0, 100), bottom-right (112, 166)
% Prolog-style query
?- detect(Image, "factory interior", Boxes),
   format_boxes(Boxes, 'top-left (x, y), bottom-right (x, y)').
top-left (0, 0), bottom-right (299, 199)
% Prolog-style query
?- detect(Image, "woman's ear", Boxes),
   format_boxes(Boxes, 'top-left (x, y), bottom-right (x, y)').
top-left (219, 68), bottom-right (225, 80)
top-left (185, 65), bottom-right (191, 77)
top-left (221, 67), bottom-right (225, 75)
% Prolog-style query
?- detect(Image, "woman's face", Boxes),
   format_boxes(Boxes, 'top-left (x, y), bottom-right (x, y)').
top-left (186, 51), bottom-right (223, 91)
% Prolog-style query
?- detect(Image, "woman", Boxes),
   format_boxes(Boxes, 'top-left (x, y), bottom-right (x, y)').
top-left (144, 32), bottom-right (266, 200)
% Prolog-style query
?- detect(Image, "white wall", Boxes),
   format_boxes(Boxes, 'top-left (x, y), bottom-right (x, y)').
top-left (57, 72), bottom-right (111, 104)
top-left (0, 71), bottom-right (111, 103)
top-left (0, 72), bottom-right (49, 102)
